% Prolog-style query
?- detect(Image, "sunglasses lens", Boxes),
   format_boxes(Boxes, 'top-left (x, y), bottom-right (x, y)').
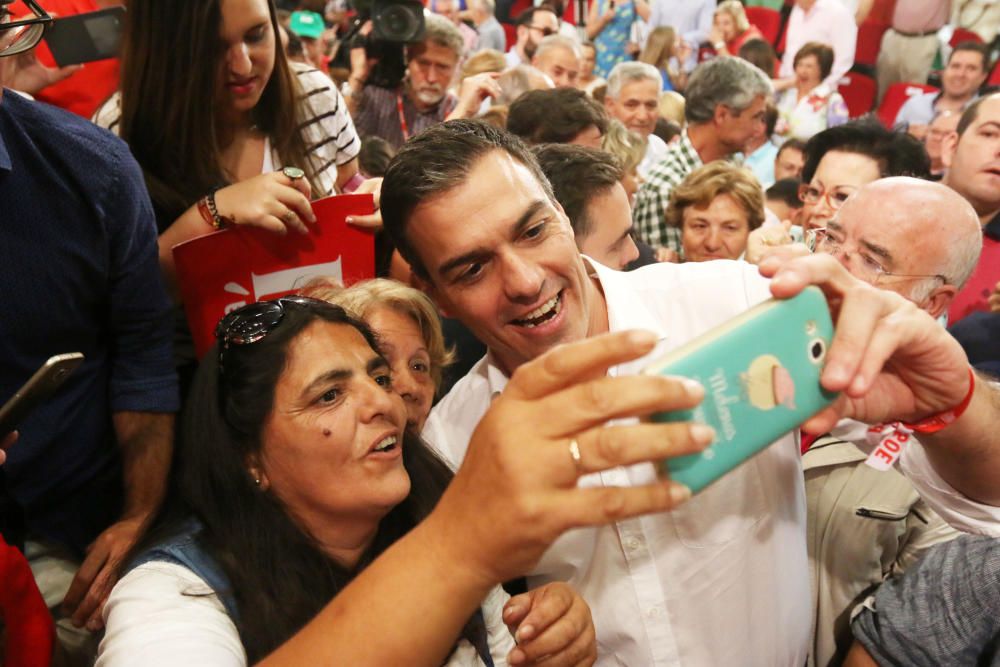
top-left (216, 302), bottom-right (284, 346)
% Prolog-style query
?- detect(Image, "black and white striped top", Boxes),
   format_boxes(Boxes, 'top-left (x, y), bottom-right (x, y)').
top-left (93, 63), bottom-right (360, 197)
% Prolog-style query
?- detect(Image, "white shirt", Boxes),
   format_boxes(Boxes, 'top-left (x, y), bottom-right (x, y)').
top-left (97, 561), bottom-right (515, 667)
top-left (424, 258), bottom-right (812, 666)
top-left (779, 0), bottom-right (858, 89)
top-left (638, 133), bottom-right (669, 179)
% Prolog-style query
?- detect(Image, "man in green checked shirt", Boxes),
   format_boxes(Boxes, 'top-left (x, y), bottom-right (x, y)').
top-left (632, 56), bottom-right (771, 257)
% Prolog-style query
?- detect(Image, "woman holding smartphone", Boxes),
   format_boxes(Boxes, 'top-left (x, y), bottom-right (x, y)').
top-left (93, 0), bottom-right (361, 287)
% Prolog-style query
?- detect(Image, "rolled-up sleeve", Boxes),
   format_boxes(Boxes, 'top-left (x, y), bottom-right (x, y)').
top-left (100, 144), bottom-right (180, 414)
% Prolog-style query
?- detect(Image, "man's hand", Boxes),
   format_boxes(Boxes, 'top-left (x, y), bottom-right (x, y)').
top-left (448, 72), bottom-right (502, 120)
top-left (759, 252), bottom-right (971, 433)
top-left (0, 431), bottom-right (17, 466)
top-left (11, 46), bottom-right (81, 96)
top-left (504, 583), bottom-right (596, 666)
top-left (655, 247), bottom-right (679, 263)
top-left (61, 516), bottom-right (145, 631)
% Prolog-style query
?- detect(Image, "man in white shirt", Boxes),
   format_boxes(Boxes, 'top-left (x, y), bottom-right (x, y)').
top-left (779, 0), bottom-right (857, 89)
top-left (379, 119), bottom-right (1000, 665)
top-left (603, 62), bottom-right (669, 178)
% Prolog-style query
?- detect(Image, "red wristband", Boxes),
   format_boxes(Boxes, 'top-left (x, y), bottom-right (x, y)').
top-left (902, 367), bottom-right (976, 434)
top-left (196, 196), bottom-right (215, 229)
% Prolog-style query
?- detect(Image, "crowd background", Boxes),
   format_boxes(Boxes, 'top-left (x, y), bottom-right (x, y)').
top-left (1, 0), bottom-right (999, 665)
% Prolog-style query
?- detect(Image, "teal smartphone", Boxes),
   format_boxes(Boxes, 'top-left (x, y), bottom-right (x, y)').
top-left (643, 286), bottom-right (838, 493)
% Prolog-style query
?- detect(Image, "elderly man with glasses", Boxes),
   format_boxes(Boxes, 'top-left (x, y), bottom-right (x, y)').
top-left (0, 4), bottom-right (178, 663)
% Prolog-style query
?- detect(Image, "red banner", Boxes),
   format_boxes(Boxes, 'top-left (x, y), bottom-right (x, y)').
top-left (173, 194), bottom-right (376, 358)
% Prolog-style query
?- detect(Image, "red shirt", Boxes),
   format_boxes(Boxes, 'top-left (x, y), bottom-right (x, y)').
top-left (11, 0), bottom-right (120, 118)
top-left (949, 212), bottom-right (1000, 325)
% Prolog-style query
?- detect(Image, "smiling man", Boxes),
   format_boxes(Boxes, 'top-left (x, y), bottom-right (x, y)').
top-left (380, 118), bottom-right (1000, 665)
top-left (603, 62), bottom-right (668, 178)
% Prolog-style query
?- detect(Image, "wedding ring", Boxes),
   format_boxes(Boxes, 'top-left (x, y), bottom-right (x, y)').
top-left (282, 166), bottom-right (305, 180)
top-left (282, 210), bottom-right (295, 223)
top-left (568, 438), bottom-right (583, 473)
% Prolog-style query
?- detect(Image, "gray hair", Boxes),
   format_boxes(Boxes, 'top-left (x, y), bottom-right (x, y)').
top-left (496, 64), bottom-right (552, 105)
top-left (606, 61), bottom-right (661, 100)
top-left (533, 34), bottom-right (582, 61)
top-left (684, 56), bottom-right (772, 124)
top-left (417, 13), bottom-right (465, 59)
top-left (470, 0), bottom-right (496, 15)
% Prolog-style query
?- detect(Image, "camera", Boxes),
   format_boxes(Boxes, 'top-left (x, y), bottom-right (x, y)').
top-left (344, 0), bottom-right (425, 89)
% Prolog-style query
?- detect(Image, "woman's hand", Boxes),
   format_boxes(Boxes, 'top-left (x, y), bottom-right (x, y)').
top-left (504, 583), bottom-right (596, 666)
top-left (429, 329), bottom-right (713, 588)
top-left (346, 177), bottom-right (383, 231)
top-left (744, 221), bottom-right (795, 265)
top-left (212, 170), bottom-right (315, 235)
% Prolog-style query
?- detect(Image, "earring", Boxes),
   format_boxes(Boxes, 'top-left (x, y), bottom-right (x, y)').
top-left (254, 477), bottom-right (261, 486)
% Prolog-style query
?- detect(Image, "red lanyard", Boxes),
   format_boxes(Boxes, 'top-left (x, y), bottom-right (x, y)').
top-left (396, 93), bottom-right (410, 142)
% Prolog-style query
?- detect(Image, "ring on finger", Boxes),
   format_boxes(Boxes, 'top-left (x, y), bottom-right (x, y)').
top-left (282, 166), bottom-right (305, 181)
top-left (282, 209), bottom-right (295, 223)
top-left (568, 438), bottom-right (583, 474)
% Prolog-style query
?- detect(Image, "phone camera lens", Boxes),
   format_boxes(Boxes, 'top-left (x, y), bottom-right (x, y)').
top-left (809, 339), bottom-right (826, 363)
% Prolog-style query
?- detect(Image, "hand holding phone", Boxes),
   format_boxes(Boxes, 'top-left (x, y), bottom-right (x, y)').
top-left (643, 287), bottom-right (837, 493)
top-left (0, 353), bottom-right (84, 440)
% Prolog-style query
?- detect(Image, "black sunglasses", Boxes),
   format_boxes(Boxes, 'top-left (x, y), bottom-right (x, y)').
top-left (215, 296), bottom-right (335, 365)
top-left (0, 0), bottom-right (53, 58)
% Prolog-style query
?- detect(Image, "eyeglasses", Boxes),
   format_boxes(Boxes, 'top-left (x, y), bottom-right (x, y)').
top-left (0, 0), bottom-right (52, 59)
top-left (214, 296), bottom-right (334, 365)
top-left (812, 228), bottom-right (949, 286)
top-left (798, 184), bottom-right (858, 211)
top-left (527, 24), bottom-right (557, 37)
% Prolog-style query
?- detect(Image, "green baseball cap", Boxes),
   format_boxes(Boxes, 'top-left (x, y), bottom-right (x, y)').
top-left (289, 11), bottom-right (325, 40)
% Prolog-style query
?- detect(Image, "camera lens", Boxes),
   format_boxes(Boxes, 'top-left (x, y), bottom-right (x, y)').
top-left (375, 2), bottom-right (423, 42)
top-left (809, 339), bottom-right (826, 363)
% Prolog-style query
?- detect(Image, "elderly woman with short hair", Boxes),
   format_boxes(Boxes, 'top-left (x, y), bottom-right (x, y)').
top-left (775, 42), bottom-right (849, 142)
top-left (665, 161), bottom-right (765, 262)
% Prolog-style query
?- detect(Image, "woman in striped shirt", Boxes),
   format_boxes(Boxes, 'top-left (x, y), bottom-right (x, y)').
top-left (94, 0), bottom-right (362, 287)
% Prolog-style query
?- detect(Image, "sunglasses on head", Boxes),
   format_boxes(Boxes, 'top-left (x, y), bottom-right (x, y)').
top-left (215, 296), bottom-right (335, 366)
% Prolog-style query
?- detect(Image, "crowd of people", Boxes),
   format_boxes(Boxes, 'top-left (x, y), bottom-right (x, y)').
top-left (0, 0), bottom-right (999, 665)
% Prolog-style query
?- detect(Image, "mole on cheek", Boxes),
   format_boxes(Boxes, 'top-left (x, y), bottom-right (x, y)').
top-left (323, 428), bottom-right (331, 437)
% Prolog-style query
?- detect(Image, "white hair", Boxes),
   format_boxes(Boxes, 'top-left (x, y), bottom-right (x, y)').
top-left (533, 34), bottom-right (582, 61)
top-left (606, 61), bottom-right (662, 100)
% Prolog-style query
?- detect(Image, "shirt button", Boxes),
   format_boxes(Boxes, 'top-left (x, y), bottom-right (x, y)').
top-left (647, 606), bottom-right (662, 619)
top-left (625, 538), bottom-right (641, 552)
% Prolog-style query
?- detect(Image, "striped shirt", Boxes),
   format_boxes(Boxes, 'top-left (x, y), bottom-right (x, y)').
top-left (631, 129), bottom-right (703, 252)
top-left (354, 83), bottom-right (457, 150)
top-left (92, 63), bottom-right (360, 199)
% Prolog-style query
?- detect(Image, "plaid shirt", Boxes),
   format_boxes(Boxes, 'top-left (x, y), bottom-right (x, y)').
top-left (632, 129), bottom-right (703, 252)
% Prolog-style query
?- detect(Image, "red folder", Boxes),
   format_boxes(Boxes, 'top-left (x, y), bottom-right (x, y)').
top-left (173, 194), bottom-right (376, 358)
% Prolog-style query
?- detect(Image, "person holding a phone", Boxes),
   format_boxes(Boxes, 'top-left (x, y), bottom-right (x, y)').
top-left (93, 0), bottom-right (362, 290)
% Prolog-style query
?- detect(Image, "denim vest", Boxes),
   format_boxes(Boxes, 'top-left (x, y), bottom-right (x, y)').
top-left (130, 519), bottom-right (495, 666)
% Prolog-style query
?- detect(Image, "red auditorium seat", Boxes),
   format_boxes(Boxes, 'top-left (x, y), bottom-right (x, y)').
top-left (502, 21), bottom-right (517, 49)
top-left (854, 21), bottom-right (889, 68)
top-left (745, 6), bottom-right (782, 45)
top-left (878, 82), bottom-right (938, 127)
top-left (838, 72), bottom-right (877, 118)
top-left (949, 27), bottom-right (983, 46)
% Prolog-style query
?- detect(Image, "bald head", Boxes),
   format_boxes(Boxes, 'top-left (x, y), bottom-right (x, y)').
top-left (829, 178), bottom-right (982, 315)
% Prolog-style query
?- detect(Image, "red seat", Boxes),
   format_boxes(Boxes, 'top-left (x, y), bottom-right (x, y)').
top-left (949, 27), bottom-right (983, 47)
top-left (854, 21), bottom-right (889, 67)
top-left (502, 21), bottom-right (517, 50)
top-left (745, 6), bottom-right (782, 45)
top-left (877, 81), bottom-right (938, 127)
top-left (838, 72), bottom-right (877, 118)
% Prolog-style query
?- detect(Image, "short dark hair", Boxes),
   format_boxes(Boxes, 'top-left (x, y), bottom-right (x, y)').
top-left (949, 40), bottom-right (991, 73)
top-left (801, 120), bottom-right (931, 183)
top-left (956, 93), bottom-right (997, 137)
top-left (358, 135), bottom-right (396, 178)
top-left (507, 88), bottom-right (609, 144)
top-left (653, 118), bottom-right (682, 144)
top-left (515, 5), bottom-right (556, 26)
top-left (737, 38), bottom-right (776, 78)
top-left (532, 144), bottom-right (622, 238)
top-left (793, 41), bottom-right (835, 80)
top-left (776, 137), bottom-right (807, 161)
top-left (381, 120), bottom-right (555, 280)
top-left (766, 178), bottom-right (804, 209)
top-left (763, 101), bottom-right (779, 137)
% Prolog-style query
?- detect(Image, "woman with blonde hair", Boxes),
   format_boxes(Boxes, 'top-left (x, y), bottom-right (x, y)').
top-left (638, 26), bottom-right (688, 91)
top-left (460, 49), bottom-right (506, 82)
top-left (709, 1), bottom-right (763, 56)
top-left (601, 119), bottom-right (646, 205)
top-left (300, 278), bottom-right (454, 432)
top-left (664, 161), bottom-right (765, 263)
top-left (658, 90), bottom-right (685, 125)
